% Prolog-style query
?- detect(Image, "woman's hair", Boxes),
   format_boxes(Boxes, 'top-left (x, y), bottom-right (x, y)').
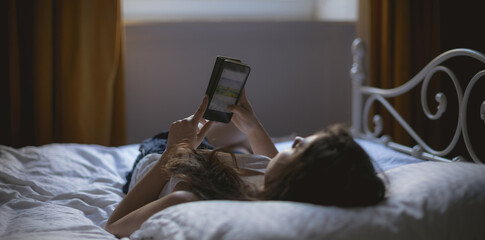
top-left (164, 144), bottom-right (256, 201)
top-left (262, 125), bottom-right (386, 207)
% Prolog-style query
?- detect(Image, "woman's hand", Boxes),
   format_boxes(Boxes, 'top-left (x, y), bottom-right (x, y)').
top-left (228, 89), bottom-right (278, 158)
top-left (167, 95), bottom-right (214, 149)
top-left (227, 89), bottom-right (261, 135)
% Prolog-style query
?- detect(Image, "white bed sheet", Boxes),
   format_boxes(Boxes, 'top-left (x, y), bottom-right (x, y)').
top-left (1, 139), bottom-right (484, 240)
top-left (0, 143), bottom-right (138, 240)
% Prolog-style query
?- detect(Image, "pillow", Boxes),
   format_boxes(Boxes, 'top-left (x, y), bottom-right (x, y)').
top-left (354, 138), bottom-right (423, 171)
top-left (276, 138), bottom-right (423, 172)
top-left (130, 161), bottom-right (485, 240)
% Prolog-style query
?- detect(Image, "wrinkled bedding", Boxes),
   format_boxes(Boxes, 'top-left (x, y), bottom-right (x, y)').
top-left (1, 140), bottom-right (483, 240)
top-left (0, 144), bottom-right (138, 240)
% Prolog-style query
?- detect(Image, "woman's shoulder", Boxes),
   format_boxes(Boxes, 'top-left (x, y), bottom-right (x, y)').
top-left (129, 153), bottom-right (163, 191)
top-left (137, 153), bottom-right (163, 170)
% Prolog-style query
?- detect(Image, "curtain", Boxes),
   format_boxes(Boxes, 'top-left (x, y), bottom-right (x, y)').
top-left (3, 0), bottom-right (126, 147)
top-left (357, 0), bottom-right (441, 147)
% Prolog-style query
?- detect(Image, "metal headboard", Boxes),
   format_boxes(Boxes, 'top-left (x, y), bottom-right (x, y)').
top-left (350, 38), bottom-right (485, 164)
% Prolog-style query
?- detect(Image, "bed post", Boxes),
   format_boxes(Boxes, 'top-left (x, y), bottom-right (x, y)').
top-left (350, 38), bottom-right (365, 137)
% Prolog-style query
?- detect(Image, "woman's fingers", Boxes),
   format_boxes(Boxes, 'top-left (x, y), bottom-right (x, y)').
top-left (199, 118), bottom-right (208, 125)
top-left (227, 104), bottom-right (244, 115)
top-left (166, 96), bottom-right (214, 149)
top-left (198, 121), bottom-right (214, 138)
top-left (239, 88), bottom-right (248, 103)
top-left (192, 95), bottom-right (209, 123)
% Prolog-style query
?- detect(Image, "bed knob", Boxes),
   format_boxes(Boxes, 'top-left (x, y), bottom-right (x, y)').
top-left (411, 145), bottom-right (423, 158)
top-left (379, 135), bottom-right (392, 145)
top-left (351, 38), bottom-right (365, 82)
top-left (452, 156), bottom-right (465, 162)
top-left (351, 38), bottom-right (365, 58)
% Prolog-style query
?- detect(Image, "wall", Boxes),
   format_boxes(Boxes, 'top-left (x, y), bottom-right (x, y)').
top-left (124, 22), bottom-right (355, 144)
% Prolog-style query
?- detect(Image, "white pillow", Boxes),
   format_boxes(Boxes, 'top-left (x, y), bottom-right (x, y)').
top-left (130, 161), bottom-right (485, 240)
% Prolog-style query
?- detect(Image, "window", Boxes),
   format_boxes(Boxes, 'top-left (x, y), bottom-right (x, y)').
top-left (122, 0), bottom-right (358, 23)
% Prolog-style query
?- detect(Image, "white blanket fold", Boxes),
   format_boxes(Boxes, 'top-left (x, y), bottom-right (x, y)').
top-left (0, 144), bottom-right (138, 239)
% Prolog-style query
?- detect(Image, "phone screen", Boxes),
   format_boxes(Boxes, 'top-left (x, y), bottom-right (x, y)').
top-left (208, 67), bottom-right (248, 113)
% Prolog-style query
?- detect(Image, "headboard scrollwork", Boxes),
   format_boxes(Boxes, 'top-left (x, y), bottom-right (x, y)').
top-left (350, 38), bottom-right (485, 164)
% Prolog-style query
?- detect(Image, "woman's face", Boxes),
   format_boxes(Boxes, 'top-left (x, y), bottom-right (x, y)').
top-left (265, 134), bottom-right (320, 184)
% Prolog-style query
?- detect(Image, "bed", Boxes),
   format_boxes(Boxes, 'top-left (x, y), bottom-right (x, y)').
top-left (1, 38), bottom-right (485, 240)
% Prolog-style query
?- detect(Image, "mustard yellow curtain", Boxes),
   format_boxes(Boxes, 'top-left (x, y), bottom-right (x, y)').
top-left (3, 0), bottom-right (125, 147)
top-left (357, 0), bottom-right (441, 146)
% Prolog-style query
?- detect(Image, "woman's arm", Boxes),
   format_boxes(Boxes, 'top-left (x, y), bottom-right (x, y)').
top-left (228, 89), bottom-right (278, 158)
top-left (106, 152), bottom-right (185, 238)
top-left (106, 152), bottom-right (171, 229)
top-left (106, 189), bottom-right (198, 238)
top-left (242, 122), bottom-right (278, 158)
top-left (106, 96), bottom-right (213, 238)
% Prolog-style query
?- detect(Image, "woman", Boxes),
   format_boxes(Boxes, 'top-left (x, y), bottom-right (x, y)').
top-left (105, 91), bottom-right (385, 238)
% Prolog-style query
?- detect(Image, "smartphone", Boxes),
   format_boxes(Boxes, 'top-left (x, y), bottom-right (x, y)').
top-left (203, 56), bottom-right (251, 123)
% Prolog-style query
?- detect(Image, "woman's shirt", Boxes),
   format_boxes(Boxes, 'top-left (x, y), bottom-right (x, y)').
top-left (128, 152), bottom-right (271, 198)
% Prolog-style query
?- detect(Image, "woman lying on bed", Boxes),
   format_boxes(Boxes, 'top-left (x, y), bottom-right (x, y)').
top-left (105, 91), bottom-right (386, 238)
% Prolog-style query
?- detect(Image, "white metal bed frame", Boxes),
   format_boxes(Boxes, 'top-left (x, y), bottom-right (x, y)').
top-left (350, 38), bottom-right (485, 164)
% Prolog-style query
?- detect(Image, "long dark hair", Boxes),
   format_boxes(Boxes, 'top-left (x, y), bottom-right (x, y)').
top-left (164, 144), bottom-right (257, 201)
top-left (261, 125), bottom-right (386, 207)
